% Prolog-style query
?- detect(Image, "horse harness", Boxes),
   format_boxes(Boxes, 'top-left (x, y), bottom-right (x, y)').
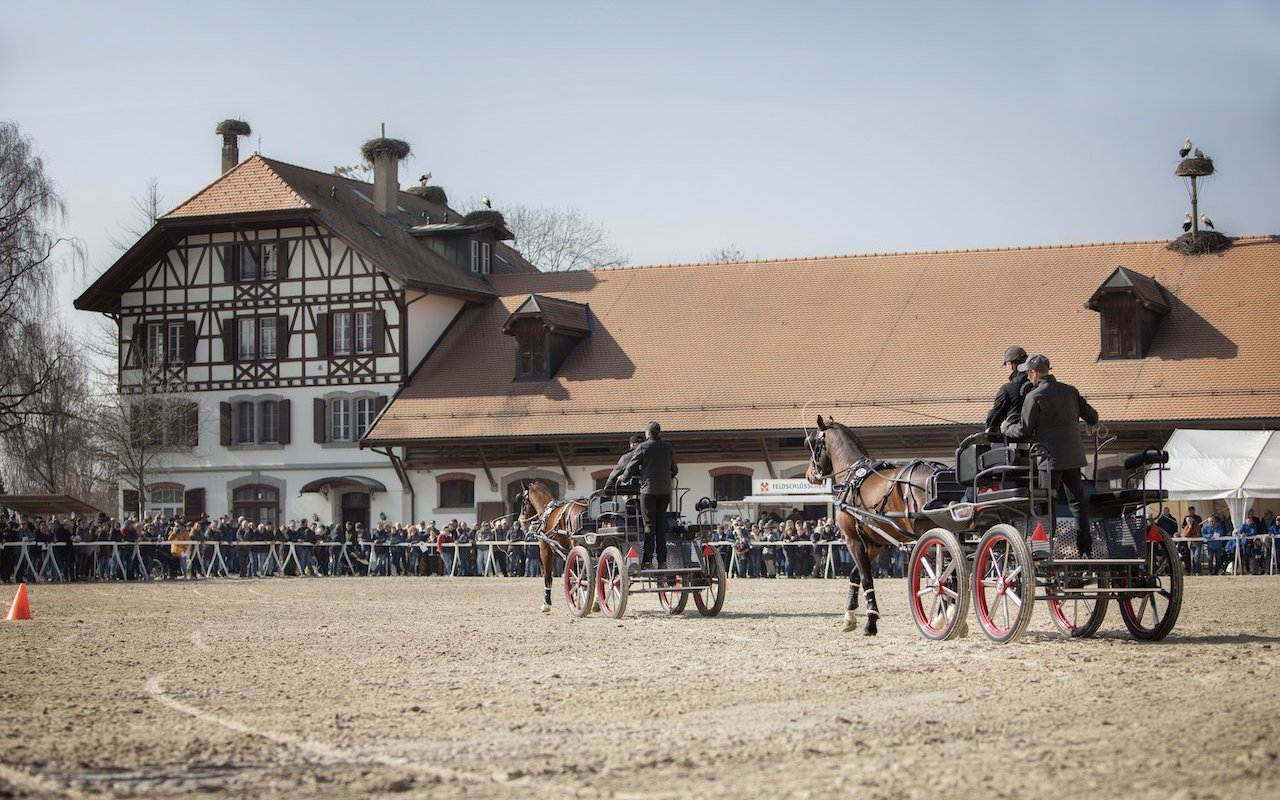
top-left (832, 458), bottom-right (944, 544)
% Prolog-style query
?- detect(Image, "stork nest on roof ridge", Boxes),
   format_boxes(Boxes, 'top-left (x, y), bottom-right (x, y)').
top-left (406, 185), bottom-right (448, 205)
top-left (1167, 230), bottom-right (1232, 256)
top-left (361, 137), bottom-right (412, 163)
top-left (1175, 156), bottom-right (1214, 177)
top-left (215, 119), bottom-right (252, 137)
top-left (464, 209), bottom-right (505, 227)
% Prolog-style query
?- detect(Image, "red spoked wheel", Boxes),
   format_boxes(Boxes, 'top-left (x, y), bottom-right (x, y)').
top-left (1046, 573), bottom-right (1108, 638)
top-left (973, 523), bottom-right (1035, 644)
top-left (908, 529), bottom-right (970, 641)
top-left (563, 545), bottom-right (595, 618)
top-left (595, 546), bottom-right (630, 619)
top-left (692, 547), bottom-right (727, 617)
top-left (657, 573), bottom-right (688, 615)
top-left (1116, 528), bottom-right (1183, 641)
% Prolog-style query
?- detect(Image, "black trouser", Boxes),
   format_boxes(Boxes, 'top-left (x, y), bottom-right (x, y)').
top-left (1049, 469), bottom-right (1090, 555)
top-left (640, 493), bottom-right (670, 566)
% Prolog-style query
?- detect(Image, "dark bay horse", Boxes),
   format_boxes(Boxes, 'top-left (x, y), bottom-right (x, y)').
top-left (806, 415), bottom-right (943, 635)
top-left (517, 481), bottom-right (589, 612)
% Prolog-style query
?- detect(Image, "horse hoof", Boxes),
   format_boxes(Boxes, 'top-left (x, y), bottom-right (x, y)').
top-left (540, 604), bottom-right (551, 613)
top-left (841, 611), bottom-right (858, 633)
top-left (863, 627), bottom-right (878, 637)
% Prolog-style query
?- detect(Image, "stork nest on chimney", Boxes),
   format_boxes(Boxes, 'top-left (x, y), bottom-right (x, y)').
top-left (361, 137), bottom-right (412, 164)
top-left (1175, 156), bottom-right (1214, 177)
top-left (215, 119), bottom-right (252, 137)
top-left (1167, 230), bottom-right (1232, 256)
top-left (463, 209), bottom-right (506, 227)
top-left (406, 185), bottom-right (448, 205)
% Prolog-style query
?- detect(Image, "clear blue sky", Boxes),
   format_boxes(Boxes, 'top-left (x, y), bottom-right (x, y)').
top-left (4, 0), bottom-right (1278, 304)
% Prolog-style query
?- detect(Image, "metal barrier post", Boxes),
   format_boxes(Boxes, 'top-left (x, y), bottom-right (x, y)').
top-left (38, 542), bottom-right (64, 583)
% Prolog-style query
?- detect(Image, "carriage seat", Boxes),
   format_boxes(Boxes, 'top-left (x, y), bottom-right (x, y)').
top-left (923, 469), bottom-right (967, 511)
top-left (956, 443), bottom-right (1034, 484)
top-left (1088, 487), bottom-right (1168, 512)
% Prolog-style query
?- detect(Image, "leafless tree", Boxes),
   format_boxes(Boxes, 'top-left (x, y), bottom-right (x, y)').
top-left (107, 177), bottom-right (164, 254)
top-left (0, 121), bottom-right (81, 435)
top-left (462, 196), bottom-right (629, 271)
top-left (332, 163), bottom-right (373, 183)
top-left (704, 244), bottom-right (746, 263)
top-left (85, 321), bottom-right (199, 520)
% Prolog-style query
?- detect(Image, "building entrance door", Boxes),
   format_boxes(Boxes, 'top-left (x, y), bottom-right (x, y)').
top-left (341, 491), bottom-right (370, 531)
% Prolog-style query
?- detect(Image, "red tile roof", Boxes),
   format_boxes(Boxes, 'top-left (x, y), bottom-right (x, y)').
top-left (367, 236), bottom-right (1280, 444)
top-left (164, 155), bottom-right (312, 217)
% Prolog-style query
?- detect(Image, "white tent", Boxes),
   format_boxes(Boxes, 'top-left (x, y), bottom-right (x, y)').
top-left (1153, 429), bottom-right (1280, 527)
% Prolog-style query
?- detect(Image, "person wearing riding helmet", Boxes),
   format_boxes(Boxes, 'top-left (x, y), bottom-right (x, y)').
top-left (985, 345), bottom-right (1030, 433)
top-left (622, 421), bottom-right (678, 570)
top-left (602, 433), bottom-right (645, 495)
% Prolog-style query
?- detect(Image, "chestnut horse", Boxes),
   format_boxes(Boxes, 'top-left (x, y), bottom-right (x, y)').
top-left (517, 481), bottom-right (589, 612)
top-left (806, 415), bottom-right (943, 635)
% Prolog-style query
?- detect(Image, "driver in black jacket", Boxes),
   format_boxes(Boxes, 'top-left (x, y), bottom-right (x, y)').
top-left (985, 345), bottom-right (1030, 432)
top-left (622, 421), bottom-right (678, 569)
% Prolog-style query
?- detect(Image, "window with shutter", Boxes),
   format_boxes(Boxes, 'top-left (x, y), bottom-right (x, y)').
top-left (238, 317), bottom-right (256, 360)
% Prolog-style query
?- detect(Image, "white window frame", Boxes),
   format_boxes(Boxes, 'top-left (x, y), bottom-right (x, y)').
top-left (355, 310), bottom-right (374, 354)
top-left (147, 488), bottom-right (183, 521)
top-left (260, 243), bottom-right (280, 280)
top-left (330, 397), bottom-right (352, 442)
top-left (470, 240), bottom-right (480, 272)
top-left (146, 323), bottom-right (166, 364)
top-left (238, 317), bottom-right (256, 360)
top-left (332, 313), bottom-right (352, 356)
top-left (238, 244), bottom-right (258, 281)
top-left (482, 242), bottom-right (491, 274)
top-left (259, 400), bottom-right (279, 444)
top-left (166, 321), bottom-right (184, 363)
top-left (259, 317), bottom-right (278, 360)
top-left (355, 396), bottom-right (375, 440)
top-left (236, 400), bottom-right (255, 444)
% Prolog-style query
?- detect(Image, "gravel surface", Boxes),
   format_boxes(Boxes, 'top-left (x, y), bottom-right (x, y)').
top-left (1, 575), bottom-right (1276, 799)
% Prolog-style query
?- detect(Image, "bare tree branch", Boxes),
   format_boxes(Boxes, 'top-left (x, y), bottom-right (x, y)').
top-left (463, 195), bottom-right (629, 272)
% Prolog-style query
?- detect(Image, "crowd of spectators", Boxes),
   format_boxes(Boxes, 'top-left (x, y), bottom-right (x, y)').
top-left (2, 505), bottom-right (1276, 584)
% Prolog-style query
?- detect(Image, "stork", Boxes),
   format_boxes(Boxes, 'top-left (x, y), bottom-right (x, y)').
top-left (1194, 148), bottom-right (1204, 159)
top-left (1179, 138), bottom-right (1192, 158)
top-left (419, 172), bottom-right (432, 186)
top-left (1200, 214), bottom-right (1214, 231)
top-left (481, 194), bottom-right (492, 209)
top-left (1183, 213), bottom-right (1193, 232)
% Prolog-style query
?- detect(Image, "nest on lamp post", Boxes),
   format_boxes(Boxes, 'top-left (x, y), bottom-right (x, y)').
top-left (215, 119), bottom-right (252, 137)
top-left (1167, 230), bottom-right (1233, 256)
top-left (406, 185), bottom-right (448, 205)
top-left (1175, 156), bottom-right (1214, 177)
top-left (361, 137), bottom-right (412, 164)
top-left (464, 209), bottom-right (506, 227)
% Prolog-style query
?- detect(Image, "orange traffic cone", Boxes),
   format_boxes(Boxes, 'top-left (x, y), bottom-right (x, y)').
top-left (6, 583), bottom-right (31, 621)
top-left (625, 546), bottom-right (639, 573)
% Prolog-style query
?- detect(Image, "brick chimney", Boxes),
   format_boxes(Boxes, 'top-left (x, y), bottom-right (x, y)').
top-left (215, 119), bottom-right (252, 174)
top-left (361, 131), bottom-right (411, 216)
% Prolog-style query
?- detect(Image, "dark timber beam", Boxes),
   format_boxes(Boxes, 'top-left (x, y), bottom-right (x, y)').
top-left (554, 444), bottom-right (576, 489)
top-left (760, 438), bottom-right (777, 479)
top-left (476, 447), bottom-right (498, 492)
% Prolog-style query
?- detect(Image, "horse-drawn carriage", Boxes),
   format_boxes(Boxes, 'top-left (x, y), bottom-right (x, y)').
top-left (808, 417), bottom-right (1183, 644)
top-left (518, 483), bottom-right (727, 620)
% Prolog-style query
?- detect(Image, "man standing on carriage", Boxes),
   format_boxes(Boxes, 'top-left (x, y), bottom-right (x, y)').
top-left (985, 345), bottom-right (1030, 432)
top-left (1003, 354), bottom-right (1100, 557)
top-left (622, 421), bottom-right (678, 569)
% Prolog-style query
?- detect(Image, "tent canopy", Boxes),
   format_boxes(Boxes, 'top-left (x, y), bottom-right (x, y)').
top-left (1153, 429), bottom-right (1280, 525)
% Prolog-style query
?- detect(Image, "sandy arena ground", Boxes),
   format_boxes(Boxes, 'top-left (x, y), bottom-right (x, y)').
top-left (0, 574), bottom-right (1277, 800)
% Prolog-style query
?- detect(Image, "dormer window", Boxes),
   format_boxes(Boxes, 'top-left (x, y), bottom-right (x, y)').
top-left (501, 295), bottom-right (591, 380)
top-left (1086, 266), bottom-right (1170, 360)
top-left (470, 240), bottom-right (491, 274)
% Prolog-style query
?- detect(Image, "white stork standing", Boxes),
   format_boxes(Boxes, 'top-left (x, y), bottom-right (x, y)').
top-left (481, 195), bottom-right (492, 209)
top-left (1179, 138), bottom-right (1192, 158)
top-left (1183, 213), bottom-right (1193, 232)
top-left (1200, 214), bottom-right (1215, 231)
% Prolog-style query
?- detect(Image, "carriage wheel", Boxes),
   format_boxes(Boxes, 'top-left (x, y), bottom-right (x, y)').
top-left (1116, 528), bottom-right (1183, 641)
top-left (973, 523), bottom-right (1035, 644)
top-left (693, 548), bottom-right (727, 617)
top-left (657, 573), bottom-right (688, 615)
top-left (563, 545), bottom-right (595, 618)
top-left (1046, 574), bottom-right (1108, 638)
top-left (595, 546), bottom-right (630, 619)
top-left (908, 529), bottom-right (970, 641)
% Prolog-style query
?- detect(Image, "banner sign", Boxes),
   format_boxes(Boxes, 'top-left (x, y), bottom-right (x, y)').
top-left (754, 478), bottom-right (830, 495)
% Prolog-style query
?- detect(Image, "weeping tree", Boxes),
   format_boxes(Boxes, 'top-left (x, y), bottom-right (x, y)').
top-left (0, 120), bottom-right (81, 436)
